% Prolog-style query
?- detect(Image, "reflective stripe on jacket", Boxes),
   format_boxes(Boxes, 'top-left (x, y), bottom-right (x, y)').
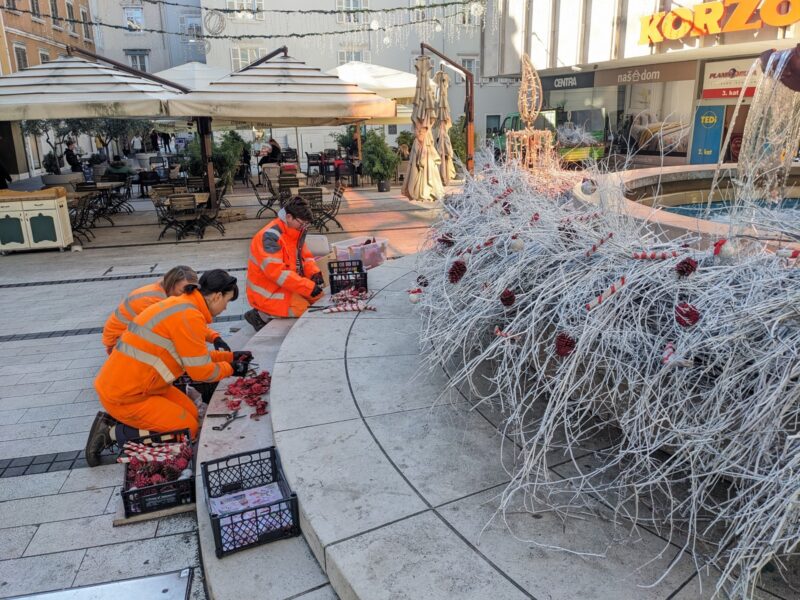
top-left (102, 282), bottom-right (167, 349)
top-left (246, 215), bottom-right (321, 317)
top-left (95, 289), bottom-right (234, 404)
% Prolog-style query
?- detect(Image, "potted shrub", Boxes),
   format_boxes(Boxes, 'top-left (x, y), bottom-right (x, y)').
top-left (89, 153), bottom-right (107, 177)
top-left (42, 151), bottom-right (62, 175)
top-left (362, 130), bottom-right (399, 192)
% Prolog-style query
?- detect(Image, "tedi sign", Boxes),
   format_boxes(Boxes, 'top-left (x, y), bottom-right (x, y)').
top-left (639, 0), bottom-right (800, 45)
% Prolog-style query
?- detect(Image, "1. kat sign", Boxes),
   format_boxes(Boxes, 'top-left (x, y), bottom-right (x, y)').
top-left (640, 0), bottom-right (800, 45)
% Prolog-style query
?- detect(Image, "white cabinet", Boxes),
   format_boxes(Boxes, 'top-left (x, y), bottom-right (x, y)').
top-left (0, 196), bottom-right (73, 253)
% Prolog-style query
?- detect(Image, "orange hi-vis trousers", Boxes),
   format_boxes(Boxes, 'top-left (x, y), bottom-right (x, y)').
top-left (98, 384), bottom-right (199, 439)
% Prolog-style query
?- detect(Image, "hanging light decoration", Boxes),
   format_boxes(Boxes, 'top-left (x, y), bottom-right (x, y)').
top-left (469, 1), bottom-right (486, 18)
top-left (370, 19), bottom-right (381, 31)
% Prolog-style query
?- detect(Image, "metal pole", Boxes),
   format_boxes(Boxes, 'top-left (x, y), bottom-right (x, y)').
top-left (195, 117), bottom-right (217, 207)
top-left (354, 123), bottom-right (362, 160)
top-left (237, 46), bottom-right (289, 72)
top-left (420, 43), bottom-right (474, 174)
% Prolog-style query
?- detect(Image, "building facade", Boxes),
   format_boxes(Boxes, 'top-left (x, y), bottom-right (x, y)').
top-left (90, 0), bottom-right (204, 73)
top-left (484, 0), bottom-right (799, 165)
top-left (200, 0), bottom-right (518, 158)
top-left (0, 0), bottom-right (96, 178)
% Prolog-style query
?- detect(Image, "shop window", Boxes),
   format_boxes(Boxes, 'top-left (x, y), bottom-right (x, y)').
top-left (66, 2), bottom-right (77, 35)
top-left (486, 115), bottom-right (501, 136)
top-left (39, 50), bottom-right (50, 64)
top-left (230, 46), bottom-right (266, 71)
top-left (125, 50), bottom-right (149, 72)
top-left (336, 0), bottom-right (367, 24)
top-left (81, 8), bottom-right (92, 40)
top-left (388, 125), bottom-right (398, 135)
top-left (50, 0), bottom-right (61, 29)
top-left (13, 44), bottom-right (28, 70)
top-left (226, 0), bottom-right (266, 21)
top-left (123, 6), bottom-right (144, 31)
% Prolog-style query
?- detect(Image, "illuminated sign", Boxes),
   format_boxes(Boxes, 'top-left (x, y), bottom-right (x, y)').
top-left (639, 0), bottom-right (800, 45)
top-left (699, 111), bottom-right (719, 126)
top-left (690, 105), bottom-right (725, 164)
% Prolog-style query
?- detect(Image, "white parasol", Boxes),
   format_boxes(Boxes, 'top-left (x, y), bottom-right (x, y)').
top-left (433, 69), bottom-right (456, 185)
top-left (401, 55), bottom-right (444, 202)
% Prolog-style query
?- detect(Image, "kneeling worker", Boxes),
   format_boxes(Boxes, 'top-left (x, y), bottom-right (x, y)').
top-left (85, 270), bottom-right (250, 466)
top-left (102, 265), bottom-right (231, 355)
top-left (244, 197), bottom-right (324, 330)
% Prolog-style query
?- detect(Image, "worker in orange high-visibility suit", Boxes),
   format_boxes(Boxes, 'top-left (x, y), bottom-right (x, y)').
top-left (244, 196), bottom-right (324, 330)
top-left (85, 270), bottom-right (252, 467)
top-left (101, 265), bottom-right (231, 355)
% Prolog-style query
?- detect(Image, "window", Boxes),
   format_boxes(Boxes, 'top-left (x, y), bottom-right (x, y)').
top-left (125, 49), bottom-right (149, 72)
top-left (226, 0), bottom-right (265, 21)
top-left (230, 46), bottom-right (266, 71)
top-left (66, 2), bottom-right (77, 35)
top-left (80, 8), bottom-right (92, 40)
top-left (31, 0), bottom-right (42, 18)
top-left (123, 7), bottom-right (144, 31)
top-left (5, 0), bottom-right (18, 12)
top-left (461, 6), bottom-right (479, 26)
top-left (388, 124), bottom-right (397, 135)
top-left (180, 15), bottom-right (202, 42)
top-left (457, 57), bottom-right (480, 83)
top-left (39, 49), bottom-right (50, 64)
top-left (50, 0), bottom-right (61, 29)
top-left (410, 0), bottom-right (426, 23)
top-left (337, 49), bottom-right (370, 65)
top-left (336, 0), bottom-right (367, 24)
top-left (486, 115), bottom-right (500, 136)
top-left (13, 44), bottom-right (28, 70)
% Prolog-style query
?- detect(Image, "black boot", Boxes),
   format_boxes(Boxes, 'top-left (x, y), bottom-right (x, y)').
top-left (244, 309), bottom-right (270, 332)
top-left (85, 412), bottom-right (116, 467)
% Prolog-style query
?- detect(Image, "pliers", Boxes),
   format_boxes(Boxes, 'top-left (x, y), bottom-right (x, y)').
top-left (208, 410), bottom-right (246, 431)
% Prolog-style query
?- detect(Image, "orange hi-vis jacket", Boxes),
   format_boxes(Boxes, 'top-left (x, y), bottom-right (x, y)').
top-left (246, 214), bottom-right (321, 317)
top-left (95, 290), bottom-right (233, 404)
top-left (102, 281), bottom-right (220, 349)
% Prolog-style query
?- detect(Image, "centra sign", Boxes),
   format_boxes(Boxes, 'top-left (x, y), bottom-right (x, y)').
top-left (639, 0), bottom-right (800, 45)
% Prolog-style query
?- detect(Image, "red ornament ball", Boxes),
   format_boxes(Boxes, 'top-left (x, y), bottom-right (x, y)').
top-left (675, 257), bottom-right (698, 277)
top-left (675, 302), bottom-right (701, 327)
top-left (448, 260), bottom-right (467, 284)
top-left (555, 332), bottom-right (576, 357)
top-left (500, 289), bottom-right (516, 307)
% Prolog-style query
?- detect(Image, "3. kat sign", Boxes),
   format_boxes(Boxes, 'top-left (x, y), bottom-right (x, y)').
top-left (640, 0), bottom-right (800, 45)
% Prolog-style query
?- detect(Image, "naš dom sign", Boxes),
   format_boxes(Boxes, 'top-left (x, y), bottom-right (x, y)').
top-left (640, 0), bottom-right (800, 44)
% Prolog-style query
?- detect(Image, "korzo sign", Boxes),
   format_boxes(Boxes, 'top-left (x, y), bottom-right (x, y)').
top-left (639, 0), bottom-right (800, 45)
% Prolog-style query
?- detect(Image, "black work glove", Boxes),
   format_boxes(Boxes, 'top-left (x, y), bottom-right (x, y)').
top-left (233, 350), bottom-right (253, 363)
top-left (213, 337), bottom-right (231, 352)
top-left (311, 272), bottom-right (324, 285)
top-left (231, 361), bottom-right (249, 377)
top-left (311, 284), bottom-right (324, 298)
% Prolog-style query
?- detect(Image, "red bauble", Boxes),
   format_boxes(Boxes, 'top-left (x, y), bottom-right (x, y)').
top-left (448, 260), bottom-right (467, 284)
top-left (555, 332), bottom-right (576, 357)
top-left (675, 303), bottom-right (701, 327)
top-left (500, 289), bottom-right (516, 307)
top-left (675, 257), bottom-right (698, 277)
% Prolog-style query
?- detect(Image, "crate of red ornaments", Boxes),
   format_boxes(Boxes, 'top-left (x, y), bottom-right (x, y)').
top-left (119, 429), bottom-right (196, 518)
top-left (201, 446), bottom-right (300, 558)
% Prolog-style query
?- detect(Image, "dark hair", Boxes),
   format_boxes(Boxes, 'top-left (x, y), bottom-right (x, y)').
top-left (284, 196), bottom-right (313, 223)
top-left (163, 265), bottom-right (197, 293)
top-left (195, 269), bottom-right (239, 301)
top-left (66, 140), bottom-right (75, 147)
top-left (113, 155), bottom-right (122, 161)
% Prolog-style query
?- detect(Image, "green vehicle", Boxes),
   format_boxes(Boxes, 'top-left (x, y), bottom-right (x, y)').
top-left (490, 108), bottom-right (606, 165)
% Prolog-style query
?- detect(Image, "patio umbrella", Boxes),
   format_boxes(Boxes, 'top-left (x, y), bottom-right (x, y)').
top-left (401, 55), bottom-right (444, 202)
top-left (168, 53), bottom-right (395, 126)
top-left (154, 62), bottom-right (229, 91)
top-left (0, 55), bottom-right (184, 120)
top-left (433, 69), bottom-right (456, 186)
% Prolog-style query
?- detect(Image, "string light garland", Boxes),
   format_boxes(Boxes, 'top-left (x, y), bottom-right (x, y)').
top-left (0, 5), bottom-right (477, 42)
top-left (137, 0), bottom-right (485, 17)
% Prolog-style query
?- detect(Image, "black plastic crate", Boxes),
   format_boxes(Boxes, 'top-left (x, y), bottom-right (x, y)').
top-left (120, 429), bottom-right (195, 518)
top-left (202, 446), bottom-right (300, 558)
top-left (328, 259), bottom-right (368, 294)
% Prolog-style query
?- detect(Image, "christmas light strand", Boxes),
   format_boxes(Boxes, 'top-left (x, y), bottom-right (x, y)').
top-left (139, 0), bottom-right (483, 16)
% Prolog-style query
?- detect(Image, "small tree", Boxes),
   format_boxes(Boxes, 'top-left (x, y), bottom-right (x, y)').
top-left (331, 125), bottom-right (357, 154)
top-left (361, 130), bottom-right (399, 183)
top-left (395, 129), bottom-right (414, 149)
top-left (21, 119), bottom-right (80, 172)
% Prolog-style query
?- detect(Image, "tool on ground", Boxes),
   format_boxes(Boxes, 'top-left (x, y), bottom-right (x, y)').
top-left (208, 410), bottom-right (246, 431)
